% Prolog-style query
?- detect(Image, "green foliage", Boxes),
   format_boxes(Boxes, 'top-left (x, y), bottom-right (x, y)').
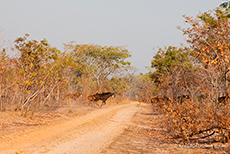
top-left (64, 43), bottom-right (131, 90)
top-left (151, 46), bottom-right (193, 77)
top-left (220, 0), bottom-right (230, 18)
top-left (71, 44), bottom-right (131, 71)
top-left (15, 34), bottom-right (60, 71)
top-left (14, 35), bottom-right (62, 90)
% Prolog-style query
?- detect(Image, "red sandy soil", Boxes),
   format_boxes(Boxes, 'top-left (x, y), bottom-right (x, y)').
top-left (0, 99), bottom-right (228, 154)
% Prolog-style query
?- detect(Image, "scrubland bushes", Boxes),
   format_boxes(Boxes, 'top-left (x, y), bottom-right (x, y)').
top-left (0, 34), bottom-right (133, 117)
top-left (149, 8), bottom-right (230, 145)
top-left (1, 3), bottom-right (229, 148)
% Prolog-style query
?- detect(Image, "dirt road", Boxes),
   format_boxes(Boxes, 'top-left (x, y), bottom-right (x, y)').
top-left (0, 101), bottom-right (139, 154)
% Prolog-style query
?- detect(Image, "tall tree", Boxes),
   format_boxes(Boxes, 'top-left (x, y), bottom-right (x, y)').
top-left (151, 46), bottom-right (193, 81)
top-left (180, 8), bottom-right (230, 97)
top-left (64, 42), bottom-right (131, 92)
top-left (151, 46), bottom-right (195, 98)
top-left (14, 34), bottom-right (63, 116)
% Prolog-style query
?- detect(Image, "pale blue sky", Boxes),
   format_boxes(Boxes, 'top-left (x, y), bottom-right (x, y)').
top-left (0, 0), bottom-right (221, 73)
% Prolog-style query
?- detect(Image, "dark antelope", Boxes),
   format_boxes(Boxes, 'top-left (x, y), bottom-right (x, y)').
top-left (218, 95), bottom-right (229, 104)
top-left (87, 92), bottom-right (115, 107)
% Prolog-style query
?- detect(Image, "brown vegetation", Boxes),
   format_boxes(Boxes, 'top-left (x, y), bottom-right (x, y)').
top-left (0, 34), bottom-right (134, 118)
top-left (147, 8), bottom-right (230, 153)
top-left (1, 4), bottom-right (230, 153)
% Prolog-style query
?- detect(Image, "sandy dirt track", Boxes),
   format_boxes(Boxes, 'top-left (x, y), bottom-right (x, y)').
top-left (1, 101), bottom-right (227, 154)
top-left (1, 101), bottom-right (139, 154)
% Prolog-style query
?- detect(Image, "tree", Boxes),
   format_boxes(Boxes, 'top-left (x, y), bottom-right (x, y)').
top-left (0, 49), bottom-right (17, 111)
top-left (64, 42), bottom-right (131, 92)
top-left (151, 46), bottom-right (193, 78)
top-left (14, 34), bottom-right (63, 116)
top-left (170, 8), bottom-right (230, 143)
top-left (151, 46), bottom-right (195, 98)
top-left (180, 8), bottom-right (230, 98)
